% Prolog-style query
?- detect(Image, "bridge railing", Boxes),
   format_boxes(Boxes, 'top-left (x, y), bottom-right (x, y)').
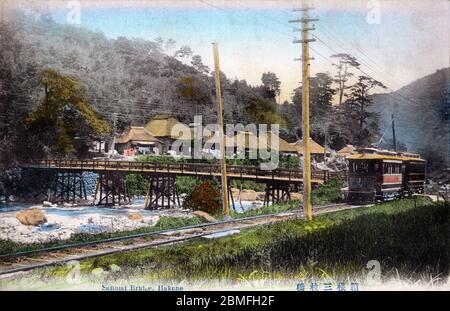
top-left (23, 159), bottom-right (346, 182)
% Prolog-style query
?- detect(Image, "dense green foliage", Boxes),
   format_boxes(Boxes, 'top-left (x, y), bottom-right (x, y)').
top-left (1, 15), bottom-right (392, 163)
top-left (22, 69), bottom-right (110, 158)
top-left (311, 179), bottom-right (344, 206)
top-left (1, 14), bottom-right (448, 171)
top-left (70, 198), bottom-right (448, 282)
top-left (126, 173), bottom-right (148, 197)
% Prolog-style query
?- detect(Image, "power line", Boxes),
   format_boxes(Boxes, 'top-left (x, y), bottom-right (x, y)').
top-left (199, 0), bottom-right (440, 126)
top-left (313, 20), bottom-right (432, 102)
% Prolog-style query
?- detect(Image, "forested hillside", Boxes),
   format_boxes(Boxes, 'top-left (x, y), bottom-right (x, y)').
top-left (0, 12), bottom-right (448, 170)
top-left (371, 68), bottom-right (449, 171)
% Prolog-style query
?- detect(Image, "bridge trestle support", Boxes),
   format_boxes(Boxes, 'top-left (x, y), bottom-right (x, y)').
top-left (145, 175), bottom-right (180, 210)
top-left (94, 172), bottom-right (132, 206)
top-left (263, 181), bottom-right (293, 206)
top-left (48, 171), bottom-right (88, 203)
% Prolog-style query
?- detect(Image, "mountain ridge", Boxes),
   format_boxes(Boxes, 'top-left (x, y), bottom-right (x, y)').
top-left (370, 67), bottom-right (449, 169)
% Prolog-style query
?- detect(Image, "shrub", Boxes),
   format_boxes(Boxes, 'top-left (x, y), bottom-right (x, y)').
top-left (184, 180), bottom-right (222, 215)
top-left (126, 173), bottom-right (148, 196)
top-left (176, 176), bottom-right (203, 196)
top-left (312, 178), bottom-right (344, 205)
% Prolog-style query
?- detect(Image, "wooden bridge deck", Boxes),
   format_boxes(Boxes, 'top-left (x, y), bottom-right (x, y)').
top-left (21, 160), bottom-right (346, 184)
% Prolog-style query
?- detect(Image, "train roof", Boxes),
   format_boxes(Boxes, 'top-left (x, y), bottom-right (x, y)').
top-left (347, 153), bottom-right (426, 162)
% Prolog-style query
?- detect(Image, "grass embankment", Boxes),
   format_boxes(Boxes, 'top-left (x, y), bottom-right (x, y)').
top-left (49, 197), bottom-right (449, 282)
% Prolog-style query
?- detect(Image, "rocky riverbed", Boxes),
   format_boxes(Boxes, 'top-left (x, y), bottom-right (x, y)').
top-left (0, 196), bottom-right (270, 244)
top-left (0, 199), bottom-right (194, 244)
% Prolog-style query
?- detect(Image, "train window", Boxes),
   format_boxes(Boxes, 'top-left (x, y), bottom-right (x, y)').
top-left (350, 161), bottom-right (369, 173)
top-left (383, 163), bottom-right (401, 174)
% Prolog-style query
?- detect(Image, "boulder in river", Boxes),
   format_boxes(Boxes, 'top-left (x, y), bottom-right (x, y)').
top-left (231, 188), bottom-right (259, 201)
top-left (16, 208), bottom-right (47, 226)
top-left (128, 212), bottom-right (143, 221)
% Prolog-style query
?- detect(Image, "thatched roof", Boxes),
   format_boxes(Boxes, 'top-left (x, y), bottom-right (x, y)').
top-left (230, 131), bottom-right (298, 153)
top-left (292, 138), bottom-right (329, 155)
top-left (115, 127), bottom-right (161, 145)
top-left (145, 116), bottom-right (192, 139)
top-left (337, 145), bottom-right (356, 156)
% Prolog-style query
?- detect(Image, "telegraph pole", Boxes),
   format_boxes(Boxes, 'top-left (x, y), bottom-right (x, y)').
top-left (110, 112), bottom-right (118, 156)
top-left (212, 42), bottom-right (230, 219)
top-left (289, 3), bottom-right (317, 221)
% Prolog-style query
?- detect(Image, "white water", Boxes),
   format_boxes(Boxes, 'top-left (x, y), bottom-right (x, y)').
top-left (0, 198), bottom-right (189, 244)
top-left (0, 198), bottom-right (265, 244)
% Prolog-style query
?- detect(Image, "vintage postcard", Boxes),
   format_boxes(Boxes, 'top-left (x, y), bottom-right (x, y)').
top-left (0, 0), bottom-right (449, 298)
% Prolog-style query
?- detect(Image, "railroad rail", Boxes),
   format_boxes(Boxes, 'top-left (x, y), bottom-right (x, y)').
top-left (21, 159), bottom-right (346, 184)
top-left (0, 203), bottom-right (364, 277)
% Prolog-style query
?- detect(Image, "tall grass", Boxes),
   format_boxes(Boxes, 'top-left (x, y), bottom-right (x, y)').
top-left (67, 198), bottom-right (448, 283)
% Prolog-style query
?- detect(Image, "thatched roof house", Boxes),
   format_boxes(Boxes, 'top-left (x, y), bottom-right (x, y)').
top-left (292, 138), bottom-right (329, 155)
top-left (115, 126), bottom-right (162, 155)
top-left (144, 115), bottom-right (192, 140)
top-left (116, 126), bottom-right (161, 145)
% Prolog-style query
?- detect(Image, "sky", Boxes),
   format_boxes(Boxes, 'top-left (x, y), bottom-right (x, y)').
top-left (4, 0), bottom-right (450, 102)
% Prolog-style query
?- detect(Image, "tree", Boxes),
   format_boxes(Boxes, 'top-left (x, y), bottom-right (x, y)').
top-left (261, 72), bottom-right (281, 100)
top-left (311, 73), bottom-right (335, 109)
top-left (278, 100), bottom-right (300, 141)
top-left (285, 73), bottom-right (337, 143)
top-left (278, 88), bottom-right (302, 139)
top-left (244, 97), bottom-right (286, 127)
top-left (23, 69), bottom-right (110, 158)
top-left (191, 55), bottom-right (209, 74)
top-left (309, 72), bottom-right (337, 144)
top-left (331, 53), bottom-right (360, 105)
top-left (343, 75), bottom-right (386, 146)
top-left (176, 76), bottom-right (211, 105)
top-left (347, 75), bottom-right (386, 128)
top-left (174, 45), bottom-right (193, 59)
top-left (164, 38), bottom-right (176, 53)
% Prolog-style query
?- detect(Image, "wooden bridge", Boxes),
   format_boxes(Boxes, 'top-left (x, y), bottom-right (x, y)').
top-left (20, 160), bottom-right (346, 209)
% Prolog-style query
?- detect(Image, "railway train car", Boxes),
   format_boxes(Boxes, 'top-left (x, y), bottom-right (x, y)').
top-left (343, 148), bottom-right (426, 203)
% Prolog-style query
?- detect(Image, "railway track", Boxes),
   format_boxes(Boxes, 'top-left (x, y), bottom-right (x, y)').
top-left (0, 203), bottom-right (363, 277)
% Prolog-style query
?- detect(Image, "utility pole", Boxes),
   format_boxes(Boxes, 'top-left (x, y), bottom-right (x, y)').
top-left (110, 112), bottom-right (118, 157)
top-left (447, 81), bottom-right (450, 169)
top-left (289, 2), bottom-right (317, 221)
top-left (212, 42), bottom-right (230, 219)
top-left (391, 113), bottom-right (397, 152)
